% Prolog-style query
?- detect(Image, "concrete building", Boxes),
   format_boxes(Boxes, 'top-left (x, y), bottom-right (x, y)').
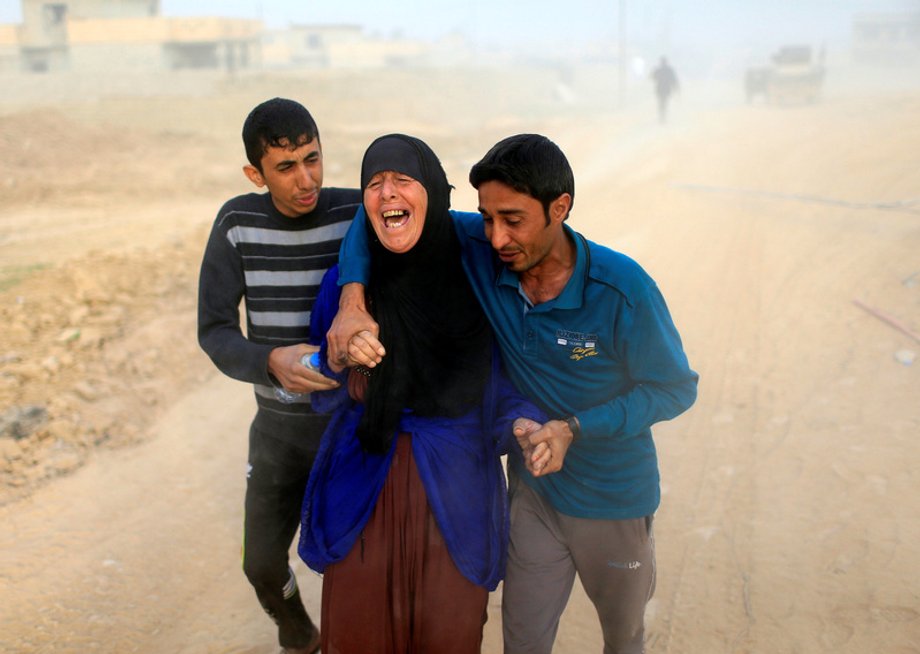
top-left (14, 0), bottom-right (262, 73)
top-left (1, 0), bottom-right (447, 74)
top-left (852, 12), bottom-right (920, 65)
top-left (261, 23), bottom-right (442, 70)
top-left (0, 23), bottom-right (20, 72)
top-left (263, 24), bottom-right (364, 69)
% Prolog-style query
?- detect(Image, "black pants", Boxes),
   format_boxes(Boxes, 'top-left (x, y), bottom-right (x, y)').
top-left (243, 425), bottom-right (319, 648)
top-left (656, 92), bottom-right (671, 124)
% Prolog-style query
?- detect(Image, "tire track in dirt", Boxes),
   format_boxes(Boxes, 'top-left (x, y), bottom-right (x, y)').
top-left (0, 374), bottom-right (288, 653)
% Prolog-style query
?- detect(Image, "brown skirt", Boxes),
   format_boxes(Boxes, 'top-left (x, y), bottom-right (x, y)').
top-left (320, 433), bottom-right (489, 654)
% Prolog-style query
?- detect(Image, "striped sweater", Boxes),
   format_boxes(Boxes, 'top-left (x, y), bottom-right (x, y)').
top-left (198, 189), bottom-right (361, 444)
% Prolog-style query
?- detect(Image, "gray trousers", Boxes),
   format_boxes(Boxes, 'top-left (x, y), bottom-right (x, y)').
top-left (502, 475), bottom-right (656, 654)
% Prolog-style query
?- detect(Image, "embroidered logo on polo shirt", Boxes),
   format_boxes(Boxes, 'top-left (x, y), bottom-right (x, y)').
top-left (555, 329), bottom-right (598, 361)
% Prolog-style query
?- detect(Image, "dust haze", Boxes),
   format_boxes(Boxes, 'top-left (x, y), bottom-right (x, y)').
top-left (1, 4), bottom-right (919, 652)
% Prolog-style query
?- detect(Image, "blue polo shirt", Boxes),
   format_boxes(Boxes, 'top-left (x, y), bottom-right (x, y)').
top-left (339, 210), bottom-right (698, 520)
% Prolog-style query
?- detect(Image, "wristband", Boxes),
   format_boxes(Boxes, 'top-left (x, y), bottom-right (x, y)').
top-left (563, 415), bottom-right (581, 442)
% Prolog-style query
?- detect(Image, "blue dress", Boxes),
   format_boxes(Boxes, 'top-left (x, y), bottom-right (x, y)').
top-left (298, 265), bottom-right (545, 590)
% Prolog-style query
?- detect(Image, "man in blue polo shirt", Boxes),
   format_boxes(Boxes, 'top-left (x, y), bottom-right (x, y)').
top-left (328, 134), bottom-right (698, 654)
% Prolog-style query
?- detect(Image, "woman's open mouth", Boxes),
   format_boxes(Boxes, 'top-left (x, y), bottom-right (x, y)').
top-left (382, 209), bottom-right (409, 228)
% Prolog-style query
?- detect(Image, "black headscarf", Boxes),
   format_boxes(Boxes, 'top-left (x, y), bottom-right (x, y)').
top-left (356, 134), bottom-right (493, 454)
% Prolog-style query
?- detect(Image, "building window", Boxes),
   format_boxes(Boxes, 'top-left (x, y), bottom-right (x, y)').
top-left (43, 3), bottom-right (67, 26)
top-left (165, 42), bottom-right (220, 70)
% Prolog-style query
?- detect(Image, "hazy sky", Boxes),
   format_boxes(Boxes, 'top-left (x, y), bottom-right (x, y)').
top-left (1, 0), bottom-right (917, 52)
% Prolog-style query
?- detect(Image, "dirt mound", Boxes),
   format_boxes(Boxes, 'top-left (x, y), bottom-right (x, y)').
top-left (0, 231), bottom-right (212, 503)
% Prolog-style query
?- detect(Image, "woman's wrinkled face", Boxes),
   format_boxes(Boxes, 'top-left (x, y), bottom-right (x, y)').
top-left (363, 170), bottom-right (428, 253)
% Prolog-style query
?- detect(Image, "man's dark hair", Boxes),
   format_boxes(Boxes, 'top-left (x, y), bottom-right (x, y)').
top-left (469, 134), bottom-right (575, 223)
top-left (242, 98), bottom-right (320, 171)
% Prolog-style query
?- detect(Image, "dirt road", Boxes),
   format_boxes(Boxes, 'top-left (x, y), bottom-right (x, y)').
top-left (1, 69), bottom-right (918, 652)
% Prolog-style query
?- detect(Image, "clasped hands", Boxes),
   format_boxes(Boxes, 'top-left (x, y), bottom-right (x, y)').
top-left (327, 284), bottom-right (385, 373)
top-left (512, 417), bottom-right (575, 477)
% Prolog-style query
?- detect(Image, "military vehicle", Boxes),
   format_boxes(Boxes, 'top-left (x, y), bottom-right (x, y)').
top-left (745, 45), bottom-right (825, 104)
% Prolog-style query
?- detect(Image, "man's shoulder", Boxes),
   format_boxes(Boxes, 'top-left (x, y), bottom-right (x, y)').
top-left (211, 192), bottom-right (270, 230)
top-left (216, 191), bottom-right (266, 214)
top-left (580, 236), bottom-right (654, 303)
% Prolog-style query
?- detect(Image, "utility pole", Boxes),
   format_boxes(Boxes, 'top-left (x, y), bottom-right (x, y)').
top-left (618, 0), bottom-right (628, 109)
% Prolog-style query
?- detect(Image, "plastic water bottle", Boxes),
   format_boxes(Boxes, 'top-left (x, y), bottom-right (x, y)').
top-left (273, 352), bottom-right (322, 404)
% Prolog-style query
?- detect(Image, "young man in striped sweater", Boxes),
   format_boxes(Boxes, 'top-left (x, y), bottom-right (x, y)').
top-left (197, 98), bottom-right (360, 654)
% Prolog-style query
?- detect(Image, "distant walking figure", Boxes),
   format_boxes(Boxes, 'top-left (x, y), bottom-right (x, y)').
top-left (651, 57), bottom-right (679, 124)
